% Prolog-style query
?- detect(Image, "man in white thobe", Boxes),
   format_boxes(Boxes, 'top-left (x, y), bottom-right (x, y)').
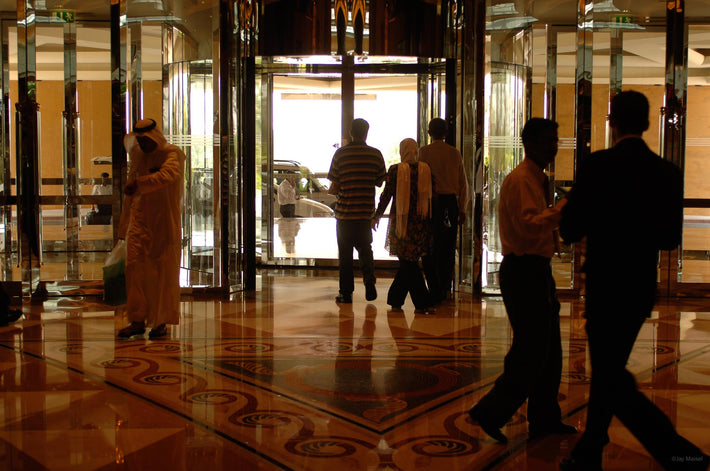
top-left (117, 119), bottom-right (185, 339)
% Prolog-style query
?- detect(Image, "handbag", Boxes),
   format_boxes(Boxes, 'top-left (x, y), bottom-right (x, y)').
top-left (103, 239), bottom-right (127, 305)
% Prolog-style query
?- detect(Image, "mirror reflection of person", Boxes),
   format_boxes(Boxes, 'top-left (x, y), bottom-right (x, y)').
top-left (116, 119), bottom-right (185, 340)
top-left (277, 175), bottom-right (298, 218)
top-left (92, 172), bottom-right (112, 213)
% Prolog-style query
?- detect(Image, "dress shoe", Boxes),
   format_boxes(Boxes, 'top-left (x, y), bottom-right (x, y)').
top-left (388, 305), bottom-right (403, 312)
top-left (335, 294), bottom-right (352, 304)
top-left (414, 307), bottom-right (437, 315)
top-left (529, 422), bottom-right (578, 440)
top-left (0, 309), bottom-right (22, 327)
top-left (559, 457), bottom-right (603, 471)
top-left (468, 407), bottom-right (508, 444)
top-left (117, 322), bottom-right (146, 338)
top-left (149, 323), bottom-right (168, 339)
top-left (365, 283), bottom-right (377, 301)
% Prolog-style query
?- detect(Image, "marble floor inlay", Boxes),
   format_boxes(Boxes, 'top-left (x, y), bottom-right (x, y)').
top-left (0, 273), bottom-right (709, 470)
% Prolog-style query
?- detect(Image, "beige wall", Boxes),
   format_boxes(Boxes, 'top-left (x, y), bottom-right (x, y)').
top-left (10, 80), bottom-right (112, 200)
top-left (7, 79), bottom-right (710, 213)
top-left (8, 80), bottom-right (169, 201)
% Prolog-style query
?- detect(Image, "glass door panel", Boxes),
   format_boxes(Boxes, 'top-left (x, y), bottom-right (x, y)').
top-left (483, 62), bottom-right (529, 291)
top-left (7, 14), bottom-right (113, 286)
top-left (679, 25), bottom-right (710, 286)
top-left (163, 57), bottom-right (217, 287)
top-left (262, 71), bottom-right (342, 262)
top-left (354, 73), bottom-right (417, 262)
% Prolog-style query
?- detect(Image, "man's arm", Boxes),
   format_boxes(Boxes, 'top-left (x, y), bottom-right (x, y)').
top-left (508, 178), bottom-right (562, 238)
top-left (327, 153), bottom-right (340, 195)
top-left (559, 161), bottom-right (591, 244)
top-left (456, 150), bottom-right (469, 223)
top-left (656, 161), bottom-right (683, 250)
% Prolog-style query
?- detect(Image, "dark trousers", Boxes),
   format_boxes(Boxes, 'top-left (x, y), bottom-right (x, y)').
top-left (422, 194), bottom-right (458, 302)
top-left (472, 254), bottom-right (563, 428)
top-left (279, 204), bottom-right (295, 218)
top-left (572, 277), bottom-right (706, 469)
top-left (387, 258), bottom-right (432, 310)
top-left (336, 219), bottom-right (375, 295)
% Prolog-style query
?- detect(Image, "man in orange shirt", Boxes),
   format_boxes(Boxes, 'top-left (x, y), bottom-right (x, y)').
top-left (468, 118), bottom-right (575, 444)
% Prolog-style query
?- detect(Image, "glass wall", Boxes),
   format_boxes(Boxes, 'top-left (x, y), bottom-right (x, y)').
top-left (0, 0), bottom-right (225, 296)
top-left (678, 23), bottom-right (710, 289)
top-left (1, 1), bottom-right (709, 298)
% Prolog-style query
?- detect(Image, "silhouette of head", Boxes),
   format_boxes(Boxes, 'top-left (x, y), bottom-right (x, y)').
top-left (609, 90), bottom-right (650, 137)
top-left (350, 118), bottom-right (369, 141)
top-left (428, 118), bottom-right (448, 140)
top-left (522, 118), bottom-right (559, 169)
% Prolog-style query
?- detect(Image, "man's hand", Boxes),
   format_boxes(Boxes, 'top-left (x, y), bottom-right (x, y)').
top-left (555, 197), bottom-right (568, 210)
top-left (371, 217), bottom-right (380, 230)
top-left (124, 180), bottom-right (138, 196)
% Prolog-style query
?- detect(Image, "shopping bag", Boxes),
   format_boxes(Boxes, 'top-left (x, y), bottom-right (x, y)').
top-left (103, 239), bottom-right (127, 306)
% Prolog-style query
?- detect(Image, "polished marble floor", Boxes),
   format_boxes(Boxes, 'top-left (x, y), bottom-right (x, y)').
top-left (0, 272), bottom-right (709, 470)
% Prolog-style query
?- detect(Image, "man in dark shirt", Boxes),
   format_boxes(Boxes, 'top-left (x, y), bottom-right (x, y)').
top-left (559, 90), bottom-right (708, 471)
top-left (419, 118), bottom-right (468, 303)
top-left (328, 118), bottom-right (386, 304)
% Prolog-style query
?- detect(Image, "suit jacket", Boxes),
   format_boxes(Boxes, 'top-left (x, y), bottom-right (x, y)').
top-left (559, 137), bottom-right (683, 284)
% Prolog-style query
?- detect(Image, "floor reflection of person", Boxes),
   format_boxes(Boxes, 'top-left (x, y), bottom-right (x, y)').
top-left (116, 119), bottom-right (185, 340)
top-left (372, 138), bottom-right (435, 314)
top-left (278, 218), bottom-right (301, 256)
top-left (334, 303), bottom-right (376, 403)
top-left (559, 91), bottom-right (709, 471)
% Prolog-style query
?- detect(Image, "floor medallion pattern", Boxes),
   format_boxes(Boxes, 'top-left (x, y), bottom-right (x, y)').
top-left (0, 275), bottom-right (709, 470)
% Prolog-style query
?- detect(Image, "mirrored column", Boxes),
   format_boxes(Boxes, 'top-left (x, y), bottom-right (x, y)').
top-left (16, 0), bottom-right (43, 298)
top-left (62, 15), bottom-right (80, 280)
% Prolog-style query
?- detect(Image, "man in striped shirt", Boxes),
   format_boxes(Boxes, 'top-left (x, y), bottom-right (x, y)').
top-left (328, 118), bottom-right (386, 304)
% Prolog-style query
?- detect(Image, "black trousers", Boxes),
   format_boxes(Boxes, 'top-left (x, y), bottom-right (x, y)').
top-left (336, 219), bottom-right (375, 295)
top-left (387, 258), bottom-right (432, 310)
top-left (422, 194), bottom-right (458, 302)
top-left (472, 254), bottom-right (563, 428)
top-left (572, 275), bottom-right (706, 469)
top-left (279, 204), bottom-right (295, 218)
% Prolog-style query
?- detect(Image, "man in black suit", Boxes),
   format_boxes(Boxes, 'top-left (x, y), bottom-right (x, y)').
top-left (0, 284), bottom-right (22, 327)
top-left (559, 90), bottom-right (708, 471)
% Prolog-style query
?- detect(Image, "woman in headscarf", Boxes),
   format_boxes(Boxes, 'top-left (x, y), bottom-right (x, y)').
top-left (116, 119), bottom-right (185, 339)
top-left (372, 138), bottom-right (435, 314)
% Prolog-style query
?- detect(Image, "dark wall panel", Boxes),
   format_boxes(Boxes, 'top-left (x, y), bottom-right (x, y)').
top-left (259, 0), bottom-right (331, 56)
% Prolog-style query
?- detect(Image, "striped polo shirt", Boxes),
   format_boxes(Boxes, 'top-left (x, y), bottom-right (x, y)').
top-left (328, 141), bottom-right (386, 220)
